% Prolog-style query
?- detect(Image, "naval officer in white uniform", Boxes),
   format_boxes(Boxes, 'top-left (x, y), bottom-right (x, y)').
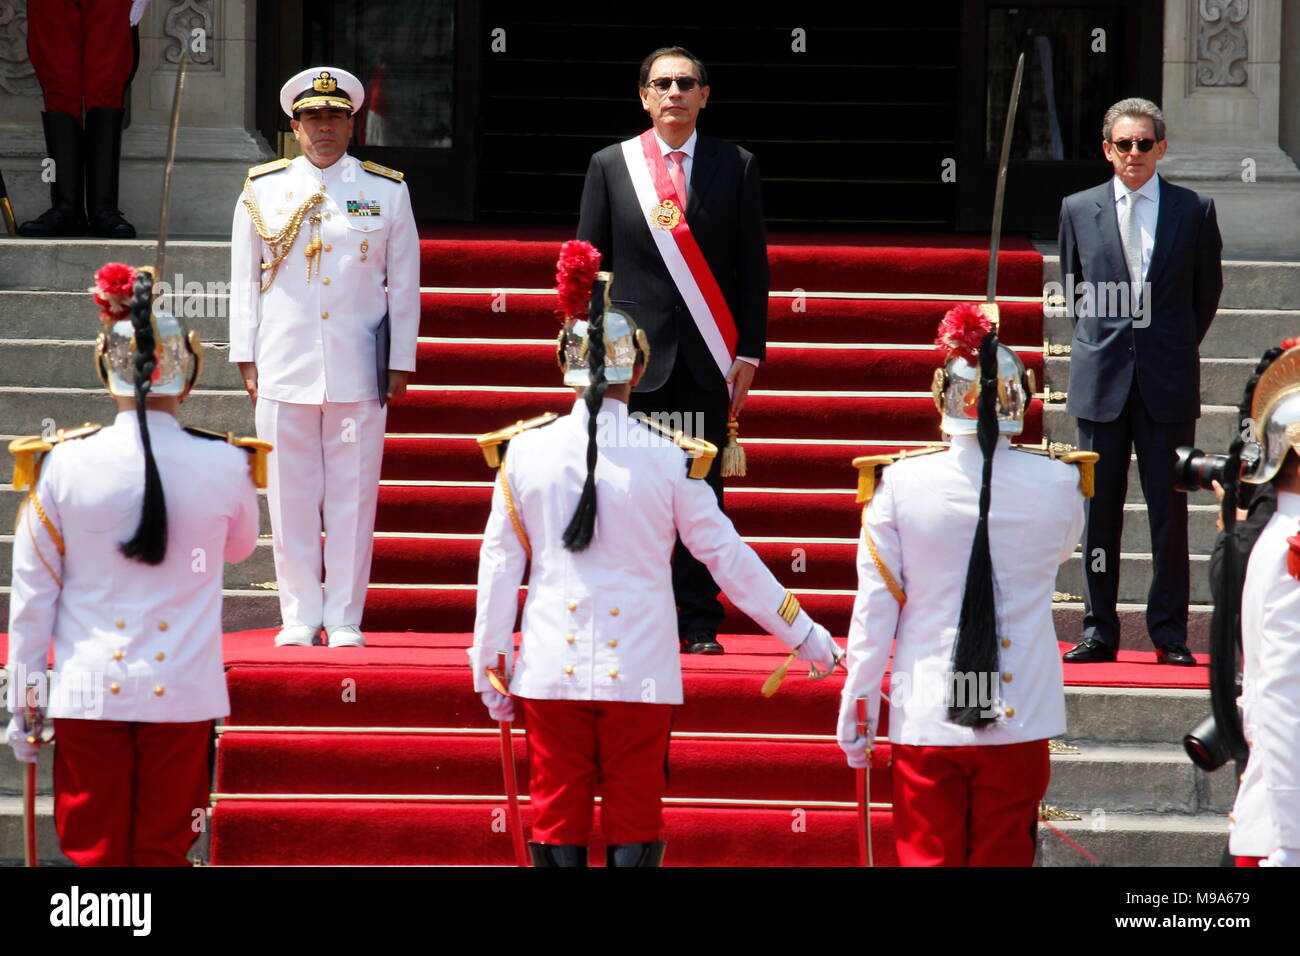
top-left (229, 67), bottom-right (420, 647)
top-left (837, 307), bottom-right (1090, 866)
top-left (6, 264), bottom-right (263, 865)
top-left (470, 266), bottom-right (840, 867)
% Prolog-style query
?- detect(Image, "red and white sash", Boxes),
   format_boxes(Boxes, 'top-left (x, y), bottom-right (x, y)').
top-left (620, 130), bottom-right (738, 381)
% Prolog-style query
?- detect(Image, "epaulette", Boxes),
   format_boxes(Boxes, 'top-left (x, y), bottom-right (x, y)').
top-left (9, 424), bottom-right (102, 490)
top-left (361, 160), bottom-right (404, 182)
top-left (247, 158), bottom-right (291, 179)
top-left (1012, 443), bottom-right (1100, 498)
top-left (635, 416), bottom-right (718, 479)
top-left (852, 445), bottom-right (946, 503)
top-left (183, 426), bottom-right (274, 488)
top-left (477, 413), bottom-right (559, 469)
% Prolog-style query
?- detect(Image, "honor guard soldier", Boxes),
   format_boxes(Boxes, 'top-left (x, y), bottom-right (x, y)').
top-left (469, 246), bottom-right (841, 867)
top-left (1226, 341), bottom-right (1300, 867)
top-left (837, 305), bottom-right (1091, 866)
top-left (229, 66), bottom-right (420, 648)
top-left (4, 264), bottom-right (264, 866)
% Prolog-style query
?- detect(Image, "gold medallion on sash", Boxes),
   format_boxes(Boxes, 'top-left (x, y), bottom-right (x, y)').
top-left (651, 198), bottom-right (683, 230)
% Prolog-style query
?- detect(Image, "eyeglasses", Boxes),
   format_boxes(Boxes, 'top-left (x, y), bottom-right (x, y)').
top-left (1110, 138), bottom-right (1156, 154)
top-left (647, 76), bottom-right (700, 93)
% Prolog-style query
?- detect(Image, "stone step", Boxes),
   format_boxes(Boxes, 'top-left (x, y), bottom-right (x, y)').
top-left (1053, 604), bottom-right (1213, 656)
top-left (1043, 308), bottom-right (1300, 360)
top-left (1041, 255), bottom-right (1300, 312)
top-left (1035, 811), bottom-right (1228, 867)
top-left (1045, 403), bottom-right (1238, 454)
top-left (0, 239), bottom-right (232, 293)
top-left (1062, 685), bottom-right (1208, 745)
top-left (0, 387), bottom-right (256, 438)
top-left (1044, 741), bottom-right (1234, 814)
top-left (1045, 355), bottom-right (1259, 406)
top-left (0, 339), bottom-right (243, 390)
top-left (0, 795), bottom-right (71, 865)
top-left (0, 290), bottom-right (231, 343)
top-left (1057, 551), bottom-right (1212, 605)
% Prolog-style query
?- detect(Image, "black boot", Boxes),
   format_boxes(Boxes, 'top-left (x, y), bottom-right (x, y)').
top-left (18, 111), bottom-right (86, 238)
top-left (528, 843), bottom-right (588, 867)
top-left (84, 107), bottom-right (135, 239)
top-left (605, 841), bottom-right (666, 867)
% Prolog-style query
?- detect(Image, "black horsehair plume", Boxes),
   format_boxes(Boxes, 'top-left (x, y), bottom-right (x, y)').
top-left (562, 276), bottom-right (608, 551)
top-left (948, 332), bottom-right (1002, 727)
top-left (118, 270), bottom-right (169, 565)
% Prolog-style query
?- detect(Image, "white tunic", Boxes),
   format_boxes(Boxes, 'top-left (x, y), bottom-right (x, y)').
top-left (1230, 490), bottom-right (1300, 858)
top-left (837, 435), bottom-right (1086, 747)
top-left (470, 397), bottom-right (821, 705)
top-left (6, 412), bottom-right (260, 721)
top-left (228, 153), bottom-right (420, 404)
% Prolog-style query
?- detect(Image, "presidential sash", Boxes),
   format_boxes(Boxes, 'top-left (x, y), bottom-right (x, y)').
top-left (620, 130), bottom-right (739, 383)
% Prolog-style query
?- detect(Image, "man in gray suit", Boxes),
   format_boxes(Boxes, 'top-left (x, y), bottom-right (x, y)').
top-left (1058, 98), bottom-right (1223, 666)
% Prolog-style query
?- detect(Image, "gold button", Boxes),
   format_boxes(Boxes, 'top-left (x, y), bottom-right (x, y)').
top-left (321, 311), bottom-right (329, 319)
top-left (322, 277), bottom-right (331, 285)
top-left (563, 665), bottom-right (574, 675)
top-left (1229, 813), bottom-right (1236, 823)
top-left (609, 607), bottom-right (620, 617)
top-left (565, 634), bottom-right (576, 644)
top-left (155, 652), bottom-right (165, 662)
top-left (607, 639), bottom-right (618, 648)
top-left (320, 185), bottom-right (327, 192)
top-left (110, 683), bottom-right (121, 694)
top-left (324, 244), bottom-right (332, 252)
top-left (158, 621), bottom-right (168, 632)
top-left (566, 601), bottom-right (577, 611)
top-left (112, 650), bottom-right (124, 661)
top-left (1004, 706), bottom-right (1016, 718)
top-left (1001, 638), bottom-right (1011, 649)
top-left (360, 256), bottom-right (368, 262)
top-left (608, 668), bottom-right (619, 678)
top-left (324, 212), bottom-right (332, 219)
top-left (154, 685), bottom-right (165, 697)
top-left (1001, 672), bottom-right (1013, 683)
top-left (115, 619), bottom-right (125, 629)
top-left (1240, 773), bottom-right (1246, 783)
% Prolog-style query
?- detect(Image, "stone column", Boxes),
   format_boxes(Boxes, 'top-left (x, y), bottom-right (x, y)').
top-left (1159, 0), bottom-right (1300, 257)
top-left (0, 0), bottom-right (272, 238)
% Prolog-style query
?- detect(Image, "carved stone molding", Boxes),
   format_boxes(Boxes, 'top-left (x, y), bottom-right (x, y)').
top-left (1197, 0), bottom-right (1249, 87)
top-left (0, 0), bottom-right (39, 96)
top-left (163, 0), bottom-right (216, 68)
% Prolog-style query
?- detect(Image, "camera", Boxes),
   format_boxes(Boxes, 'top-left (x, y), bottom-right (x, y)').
top-left (1173, 444), bottom-right (1261, 494)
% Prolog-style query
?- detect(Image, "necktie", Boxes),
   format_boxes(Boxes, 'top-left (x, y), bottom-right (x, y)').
top-left (1118, 190), bottom-right (1144, 291)
top-left (667, 151), bottom-right (688, 212)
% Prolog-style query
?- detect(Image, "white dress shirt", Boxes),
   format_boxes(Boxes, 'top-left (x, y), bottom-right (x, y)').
top-left (1112, 174), bottom-right (1159, 282)
top-left (7, 412), bottom-right (260, 721)
top-left (228, 153), bottom-right (421, 404)
top-left (1230, 490), bottom-right (1300, 859)
top-left (837, 435), bottom-right (1086, 747)
top-left (470, 397), bottom-right (820, 704)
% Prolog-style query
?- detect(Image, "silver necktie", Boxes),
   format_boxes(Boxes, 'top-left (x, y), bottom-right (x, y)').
top-left (1118, 191), bottom-right (1144, 296)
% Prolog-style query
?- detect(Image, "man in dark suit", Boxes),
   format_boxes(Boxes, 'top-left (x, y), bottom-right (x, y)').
top-left (1058, 98), bottom-right (1224, 666)
top-left (577, 46), bottom-right (769, 655)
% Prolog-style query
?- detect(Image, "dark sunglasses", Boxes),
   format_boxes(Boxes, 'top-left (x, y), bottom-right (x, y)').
top-left (647, 76), bottom-right (700, 93)
top-left (1110, 138), bottom-right (1156, 153)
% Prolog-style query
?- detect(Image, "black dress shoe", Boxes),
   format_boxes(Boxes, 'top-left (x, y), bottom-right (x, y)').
top-left (1062, 638), bottom-right (1118, 663)
top-left (528, 843), bottom-right (588, 867)
top-left (680, 631), bottom-right (724, 655)
top-left (606, 840), bottom-right (666, 867)
top-left (1155, 642), bottom-right (1197, 666)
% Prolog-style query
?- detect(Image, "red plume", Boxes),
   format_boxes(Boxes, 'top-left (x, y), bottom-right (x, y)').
top-left (91, 262), bottom-right (138, 324)
top-left (1280, 337), bottom-right (1300, 352)
top-left (934, 302), bottom-right (992, 365)
top-left (554, 240), bottom-right (603, 321)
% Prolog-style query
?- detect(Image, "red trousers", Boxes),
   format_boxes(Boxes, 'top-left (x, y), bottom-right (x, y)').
top-left (891, 739), bottom-right (1050, 866)
top-left (27, 0), bottom-right (136, 114)
top-left (1236, 856), bottom-right (1264, 867)
top-left (523, 698), bottom-right (674, 845)
top-left (53, 718), bottom-right (212, 867)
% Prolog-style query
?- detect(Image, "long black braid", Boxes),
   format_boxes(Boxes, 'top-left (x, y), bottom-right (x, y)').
top-left (948, 331), bottom-right (1002, 727)
top-left (1209, 344), bottom-right (1285, 761)
top-left (118, 270), bottom-right (168, 565)
top-left (562, 276), bottom-right (608, 551)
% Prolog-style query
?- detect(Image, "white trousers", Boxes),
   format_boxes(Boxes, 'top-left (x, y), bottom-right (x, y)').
top-left (255, 398), bottom-right (386, 628)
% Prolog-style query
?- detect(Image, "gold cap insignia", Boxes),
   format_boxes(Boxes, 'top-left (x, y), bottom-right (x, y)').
top-left (313, 71), bottom-right (338, 94)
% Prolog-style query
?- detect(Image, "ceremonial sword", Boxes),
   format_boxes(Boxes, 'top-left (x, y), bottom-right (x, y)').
top-left (491, 650), bottom-right (529, 867)
top-left (855, 697), bottom-right (873, 868)
top-left (153, 52), bottom-right (188, 294)
top-left (0, 167), bottom-right (16, 235)
top-left (983, 52), bottom-right (1026, 326)
top-left (22, 686), bottom-right (45, 866)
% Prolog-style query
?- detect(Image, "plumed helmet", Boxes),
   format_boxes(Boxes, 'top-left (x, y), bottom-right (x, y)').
top-left (91, 263), bottom-right (202, 399)
top-left (552, 241), bottom-right (649, 387)
top-left (931, 303), bottom-right (1034, 437)
top-left (1242, 343), bottom-right (1300, 485)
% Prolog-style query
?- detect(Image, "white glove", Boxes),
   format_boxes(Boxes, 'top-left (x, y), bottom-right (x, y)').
top-left (796, 624), bottom-right (840, 674)
top-left (5, 713), bottom-right (42, 764)
top-left (1262, 847), bottom-right (1300, 867)
top-left (839, 736), bottom-right (871, 770)
top-left (129, 0), bottom-right (151, 27)
top-left (481, 688), bottom-right (515, 723)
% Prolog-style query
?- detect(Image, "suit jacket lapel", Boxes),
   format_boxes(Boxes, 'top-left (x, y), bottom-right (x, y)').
top-left (688, 134), bottom-right (721, 211)
top-left (1091, 181), bottom-right (1128, 280)
top-left (1144, 175), bottom-right (1181, 290)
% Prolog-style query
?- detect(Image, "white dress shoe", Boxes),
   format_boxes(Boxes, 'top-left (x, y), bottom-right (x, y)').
top-left (326, 625), bottom-right (365, 648)
top-left (275, 624), bottom-right (321, 647)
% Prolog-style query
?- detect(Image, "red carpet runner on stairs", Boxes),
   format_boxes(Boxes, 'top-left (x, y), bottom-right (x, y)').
top-left (198, 232), bottom-right (1196, 865)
